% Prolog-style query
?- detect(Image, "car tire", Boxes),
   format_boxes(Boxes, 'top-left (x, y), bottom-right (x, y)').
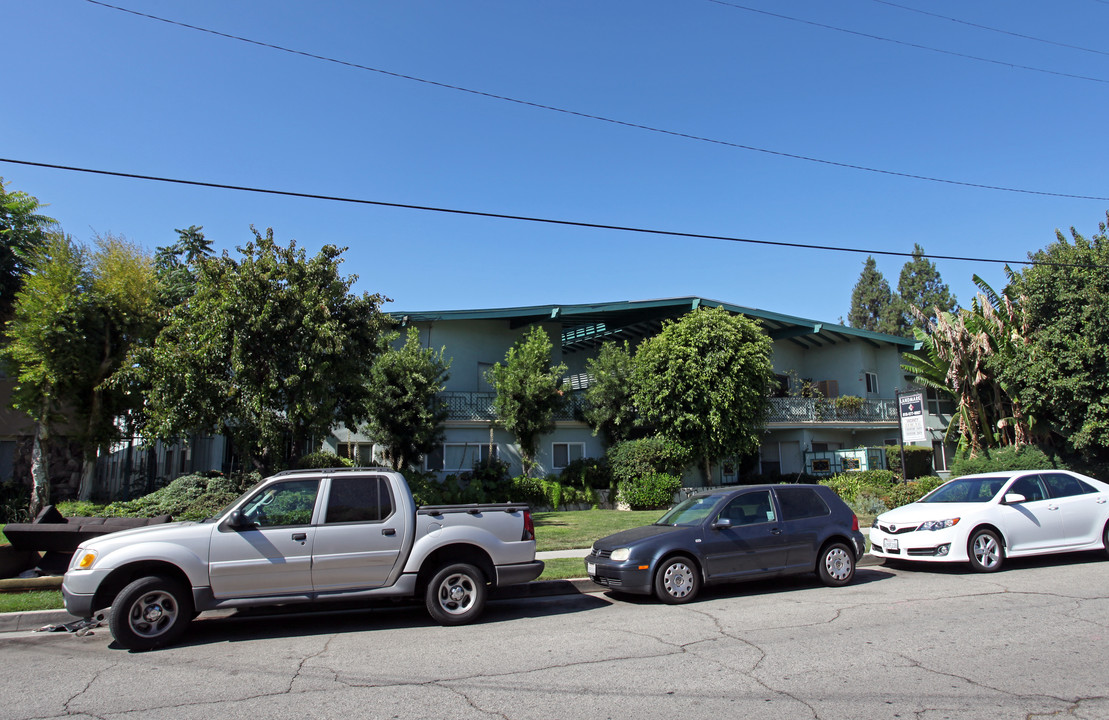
top-left (108, 575), bottom-right (194, 651)
top-left (425, 563), bottom-right (487, 626)
top-left (817, 542), bottom-right (856, 586)
top-left (1102, 523), bottom-right (1109, 559)
top-left (653, 555), bottom-right (700, 604)
top-left (967, 528), bottom-right (1004, 572)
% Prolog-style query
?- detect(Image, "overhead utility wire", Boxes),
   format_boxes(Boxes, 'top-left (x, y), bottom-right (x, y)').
top-left (704, 0), bottom-right (1109, 84)
top-left (869, 0), bottom-right (1109, 57)
top-left (83, 0), bottom-right (1105, 203)
top-left (0, 157), bottom-right (1093, 270)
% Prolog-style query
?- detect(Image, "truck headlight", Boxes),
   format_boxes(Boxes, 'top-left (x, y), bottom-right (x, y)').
top-left (70, 549), bottom-right (98, 571)
top-left (610, 548), bottom-right (631, 562)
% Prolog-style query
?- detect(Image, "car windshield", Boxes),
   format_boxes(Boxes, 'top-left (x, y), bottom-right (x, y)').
top-left (654, 494), bottom-right (728, 526)
top-left (919, 477), bottom-right (1007, 503)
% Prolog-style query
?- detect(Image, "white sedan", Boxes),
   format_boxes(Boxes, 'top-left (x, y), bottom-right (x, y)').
top-left (870, 470), bottom-right (1109, 572)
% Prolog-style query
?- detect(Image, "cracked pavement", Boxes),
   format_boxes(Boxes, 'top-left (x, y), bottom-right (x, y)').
top-left (2, 553), bottom-right (1108, 720)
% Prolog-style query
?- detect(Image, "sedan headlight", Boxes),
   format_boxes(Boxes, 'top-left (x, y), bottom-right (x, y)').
top-left (918, 518), bottom-right (960, 531)
top-left (610, 547), bottom-right (631, 562)
top-left (69, 549), bottom-right (98, 571)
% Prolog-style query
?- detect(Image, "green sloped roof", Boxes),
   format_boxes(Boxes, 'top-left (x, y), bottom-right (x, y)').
top-left (394, 296), bottom-right (919, 352)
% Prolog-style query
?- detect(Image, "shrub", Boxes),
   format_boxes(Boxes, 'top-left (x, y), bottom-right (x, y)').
top-left (884, 476), bottom-right (946, 508)
top-left (608, 437), bottom-right (690, 485)
top-left (618, 473), bottom-right (682, 510)
top-left (560, 457), bottom-right (612, 489)
top-left (81, 471), bottom-right (260, 521)
top-left (848, 491), bottom-right (889, 517)
top-left (0, 481), bottom-right (31, 525)
top-left (885, 445), bottom-right (935, 480)
top-left (820, 469), bottom-right (897, 503)
top-left (949, 445), bottom-right (1064, 478)
top-left (508, 475), bottom-right (547, 507)
top-left (297, 451), bottom-right (354, 469)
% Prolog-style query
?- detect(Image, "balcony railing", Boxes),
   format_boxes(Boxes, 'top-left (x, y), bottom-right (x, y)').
top-left (766, 397), bottom-right (898, 424)
top-left (439, 391), bottom-right (587, 422)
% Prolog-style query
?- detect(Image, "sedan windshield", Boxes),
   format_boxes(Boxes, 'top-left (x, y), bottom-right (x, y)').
top-left (919, 477), bottom-right (1007, 503)
top-left (655, 494), bottom-right (728, 526)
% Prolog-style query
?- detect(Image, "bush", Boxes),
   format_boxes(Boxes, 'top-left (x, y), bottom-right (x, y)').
top-left (608, 437), bottom-right (690, 485)
top-left (297, 451), bottom-right (354, 469)
top-left (508, 475), bottom-right (547, 507)
top-left (884, 476), bottom-right (946, 508)
top-left (848, 491), bottom-right (889, 517)
top-left (885, 445), bottom-right (935, 480)
top-left (949, 445), bottom-right (1064, 478)
top-left (618, 473), bottom-right (682, 510)
top-left (0, 481), bottom-right (31, 525)
top-left (820, 469), bottom-right (897, 503)
top-left (559, 457), bottom-right (612, 489)
top-left (67, 472), bottom-right (260, 522)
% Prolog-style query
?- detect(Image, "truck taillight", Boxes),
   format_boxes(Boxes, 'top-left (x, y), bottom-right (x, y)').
top-left (522, 510), bottom-right (535, 541)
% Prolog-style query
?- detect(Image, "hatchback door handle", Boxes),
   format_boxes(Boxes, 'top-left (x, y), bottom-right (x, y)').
top-left (291, 533), bottom-right (307, 542)
top-left (382, 528), bottom-right (396, 536)
top-left (770, 528), bottom-right (782, 535)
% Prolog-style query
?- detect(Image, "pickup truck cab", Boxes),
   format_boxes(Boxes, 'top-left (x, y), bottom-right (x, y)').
top-left (62, 467), bottom-right (543, 650)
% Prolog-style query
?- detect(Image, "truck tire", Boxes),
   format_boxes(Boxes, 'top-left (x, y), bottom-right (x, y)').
top-left (108, 575), bottom-right (194, 651)
top-left (425, 563), bottom-right (486, 626)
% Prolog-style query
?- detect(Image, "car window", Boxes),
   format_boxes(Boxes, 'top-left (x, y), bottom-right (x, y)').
top-left (242, 479), bottom-right (320, 527)
top-left (920, 477), bottom-right (1006, 503)
top-left (719, 490), bottom-right (776, 526)
top-left (1007, 475), bottom-right (1047, 502)
top-left (1041, 473), bottom-right (1088, 499)
top-left (325, 476), bottom-right (394, 523)
top-left (775, 486), bottom-right (831, 520)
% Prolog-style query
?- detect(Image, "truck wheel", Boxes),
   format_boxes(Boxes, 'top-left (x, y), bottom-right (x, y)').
top-left (425, 563), bottom-right (486, 626)
top-left (108, 575), bottom-right (194, 651)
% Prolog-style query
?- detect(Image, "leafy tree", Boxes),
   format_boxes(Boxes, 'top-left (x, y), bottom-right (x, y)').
top-left (583, 340), bottom-right (642, 444)
top-left (631, 306), bottom-right (773, 483)
top-left (125, 227), bottom-right (390, 472)
top-left (848, 256), bottom-right (898, 334)
top-left (2, 234), bottom-right (92, 514)
top-left (362, 327), bottom-right (451, 471)
top-left (0, 178), bottom-right (56, 324)
top-left (487, 325), bottom-right (567, 477)
top-left (1002, 213), bottom-right (1109, 461)
top-left (153, 225), bottom-right (213, 309)
top-left (3, 232), bottom-right (159, 506)
top-left (892, 244), bottom-right (957, 336)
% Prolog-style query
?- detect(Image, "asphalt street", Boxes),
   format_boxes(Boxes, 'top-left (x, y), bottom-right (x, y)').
top-left (2, 551), bottom-right (1108, 720)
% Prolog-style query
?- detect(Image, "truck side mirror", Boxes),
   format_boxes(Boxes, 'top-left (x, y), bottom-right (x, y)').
top-left (228, 510), bottom-right (245, 528)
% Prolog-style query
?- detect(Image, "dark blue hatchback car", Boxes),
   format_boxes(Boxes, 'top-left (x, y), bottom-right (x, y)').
top-left (586, 484), bottom-right (866, 603)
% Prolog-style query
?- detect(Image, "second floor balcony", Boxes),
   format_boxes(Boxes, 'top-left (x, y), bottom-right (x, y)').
top-left (439, 391), bottom-right (898, 427)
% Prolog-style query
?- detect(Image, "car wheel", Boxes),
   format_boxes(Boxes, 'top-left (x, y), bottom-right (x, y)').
top-left (1102, 522), bottom-right (1109, 559)
top-left (108, 575), bottom-right (194, 651)
top-left (653, 556), bottom-right (700, 604)
top-left (425, 563), bottom-right (487, 626)
top-left (968, 528), bottom-right (1004, 572)
top-left (817, 542), bottom-right (856, 586)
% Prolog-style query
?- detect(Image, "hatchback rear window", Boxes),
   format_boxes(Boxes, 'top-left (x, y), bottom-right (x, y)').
top-left (776, 486), bottom-right (831, 520)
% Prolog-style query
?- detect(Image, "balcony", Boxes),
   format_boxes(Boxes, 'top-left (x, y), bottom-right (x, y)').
top-left (766, 397), bottom-right (898, 425)
top-left (439, 391), bottom-right (587, 422)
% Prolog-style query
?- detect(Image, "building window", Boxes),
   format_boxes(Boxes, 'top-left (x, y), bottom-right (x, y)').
top-left (925, 387), bottom-right (956, 417)
top-left (864, 372), bottom-right (879, 395)
top-left (426, 443), bottom-right (498, 472)
top-left (932, 440), bottom-right (954, 471)
top-left (336, 443), bottom-right (376, 466)
top-left (552, 442), bottom-right (585, 469)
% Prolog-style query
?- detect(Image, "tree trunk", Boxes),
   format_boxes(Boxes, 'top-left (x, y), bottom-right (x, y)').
top-left (29, 419), bottom-right (50, 518)
top-left (77, 452), bottom-right (97, 502)
top-left (703, 458), bottom-right (712, 486)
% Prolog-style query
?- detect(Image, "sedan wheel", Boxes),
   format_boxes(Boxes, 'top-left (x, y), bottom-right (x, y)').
top-left (968, 529), bottom-right (1003, 572)
top-left (654, 556), bottom-right (700, 604)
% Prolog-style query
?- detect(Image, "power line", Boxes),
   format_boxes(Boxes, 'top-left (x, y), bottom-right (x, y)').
top-left (705, 0), bottom-right (1109, 84)
top-left (1, 156), bottom-right (1094, 270)
top-left (81, 0), bottom-right (1106, 203)
top-left (869, 0), bottom-right (1109, 57)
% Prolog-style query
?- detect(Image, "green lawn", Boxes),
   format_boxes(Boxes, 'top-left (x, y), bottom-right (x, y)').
top-left (0, 590), bottom-right (63, 613)
top-left (533, 509), bottom-right (663, 552)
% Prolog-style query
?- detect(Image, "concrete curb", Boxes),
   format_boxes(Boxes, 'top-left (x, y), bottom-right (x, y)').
top-left (0, 608), bottom-right (80, 633)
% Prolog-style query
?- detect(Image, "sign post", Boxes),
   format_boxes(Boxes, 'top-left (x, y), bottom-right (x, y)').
top-left (897, 391), bottom-right (926, 480)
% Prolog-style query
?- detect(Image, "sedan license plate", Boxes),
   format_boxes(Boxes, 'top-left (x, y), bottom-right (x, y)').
top-left (587, 562), bottom-right (596, 576)
top-left (883, 538), bottom-right (899, 551)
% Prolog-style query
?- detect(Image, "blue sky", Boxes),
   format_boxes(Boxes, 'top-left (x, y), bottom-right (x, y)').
top-left (4, 1), bottom-right (1107, 322)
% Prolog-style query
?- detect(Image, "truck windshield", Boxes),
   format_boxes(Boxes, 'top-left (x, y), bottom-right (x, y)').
top-left (655, 494), bottom-right (728, 526)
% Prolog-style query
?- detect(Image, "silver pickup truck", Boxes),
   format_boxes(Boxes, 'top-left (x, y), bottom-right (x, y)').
top-left (62, 467), bottom-right (544, 650)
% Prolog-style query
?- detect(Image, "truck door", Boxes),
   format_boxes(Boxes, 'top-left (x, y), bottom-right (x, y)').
top-left (209, 478), bottom-right (321, 598)
top-left (311, 475), bottom-right (404, 591)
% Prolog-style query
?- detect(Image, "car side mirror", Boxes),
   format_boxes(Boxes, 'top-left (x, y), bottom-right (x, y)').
top-left (1003, 493), bottom-right (1026, 505)
top-left (712, 517), bottom-right (732, 530)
